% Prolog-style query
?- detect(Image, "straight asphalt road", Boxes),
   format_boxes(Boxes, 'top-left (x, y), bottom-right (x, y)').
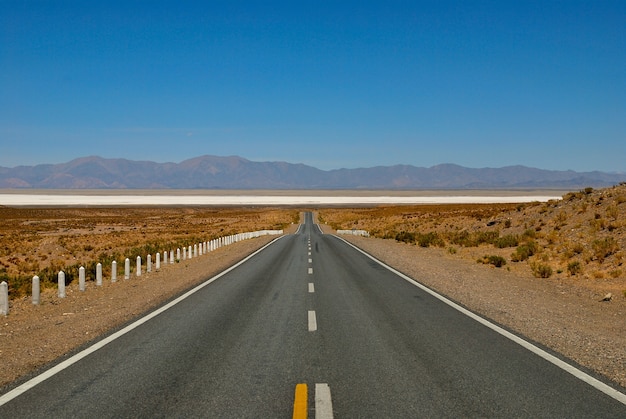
top-left (2, 212), bottom-right (626, 417)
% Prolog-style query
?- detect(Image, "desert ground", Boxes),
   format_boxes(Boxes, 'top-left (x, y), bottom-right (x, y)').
top-left (1, 184), bottom-right (625, 392)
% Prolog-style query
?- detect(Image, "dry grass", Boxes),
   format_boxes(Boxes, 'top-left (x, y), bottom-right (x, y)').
top-left (0, 207), bottom-right (299, 298)
top-left (319, 183), bottom-right (626, 285)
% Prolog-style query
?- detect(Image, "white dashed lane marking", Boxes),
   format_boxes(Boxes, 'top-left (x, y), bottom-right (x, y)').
top-left (308, 311), bottom-right (317, 332)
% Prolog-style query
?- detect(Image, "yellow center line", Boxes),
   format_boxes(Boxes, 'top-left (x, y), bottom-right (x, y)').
top-left (293, 383), bottom-right (308, 419)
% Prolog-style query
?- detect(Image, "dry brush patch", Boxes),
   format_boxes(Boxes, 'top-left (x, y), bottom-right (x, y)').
top-left (0, 207), bottom-right (299, 388)
top-left (319, 183), bottom-right (626, 295)
top-left (0, 207), bottom-right (299, 299)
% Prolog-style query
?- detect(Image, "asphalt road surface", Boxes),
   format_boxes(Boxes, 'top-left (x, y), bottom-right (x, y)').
top-left (2, 212), bottom-right (626, 417)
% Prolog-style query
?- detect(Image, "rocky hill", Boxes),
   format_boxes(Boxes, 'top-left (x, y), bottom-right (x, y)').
top-left (320, 183), bottom-right (626, 284)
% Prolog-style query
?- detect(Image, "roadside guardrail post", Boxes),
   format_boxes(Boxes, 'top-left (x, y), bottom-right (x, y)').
top-left (112, 260), bottom-right (117, 282)
top-left (96, 263), bottom-right (103, 286)
top-left (32, 276), bottom-right (40, 305)
top-left (0, 281), bottom-right (8, 315)
top-left (58, 271), bottom-right (66, 298)
top-left (79, 266), bottom-right (86, 291)
top-left (136, 256), bottom-right (142, 277)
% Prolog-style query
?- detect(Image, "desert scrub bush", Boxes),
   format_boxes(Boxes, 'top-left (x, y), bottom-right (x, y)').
top-left (531, 263), bottom-right (553, 278)
top-left (591, 237), bottom-right (619, 262)
top-left (416, 232), bottom-right (444, 248)
top-left (567, 261), bottom-right (582, 276)
top-left (564, 191), bottom-right (583, 202)
top-left (2, 271), bottom-right (33, 298)
top-left (555, 211), bottom-right (568, 226)
top-left (448, 230), bottom-right (499, 247)
top-left (494, 234), bottom-right (519, 248)
top-left (546, 230), bottom-right (559, 244)
top-left (477, 255), bottom-right (507, 268)
top-left (570, 242), bottom-right (584, 255)
top-left (511, 240), bottom-right (539, 262)
top-left (395, 231), bottom-right (415, 244)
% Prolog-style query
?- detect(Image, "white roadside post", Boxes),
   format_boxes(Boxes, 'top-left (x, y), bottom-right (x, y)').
top-left (156, 252), bottom-right (160, 271)
top-left (96, 263), bottom-right (103, 286)
top-left (124, 258), bottom-right (130, 280)
top-left (32, 276), bottom-right (40, 305)
top-left (79, 266), bottom-right (86, 292)
top-left (0, 281), bottom-right (8, 315)
top-left (182, 247), bottom-right (186, 261)
top-left (136, 256), bottom-right (142, 277)
top-left (147, 254), bottom-right (152, 273)
top-left (163, 251), bottom-right (168, 265)
top-left (176, 248), bottom-right (180, 262)
top-left (111, 260), bottom-right (117, 282)
top-left (188, 245), bottom-right (192, 259)
top-left (170, 250), bottom-right (174, 263)
top-left (58, 271), bottom-right (66, 298)
top-left (194, 244), bottom-right (198, 258)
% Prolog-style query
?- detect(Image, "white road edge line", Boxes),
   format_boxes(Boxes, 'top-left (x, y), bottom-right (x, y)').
top-left (335, 235), bottom-right (626, 406)
top-left (315, 383), bottom-right (333, 419)
top-left (309, 283), bottom-right (315, 293)
top-left (0, 235), bottom-right (288, 407)
top-left (308, 310), bottom-right (317, 332)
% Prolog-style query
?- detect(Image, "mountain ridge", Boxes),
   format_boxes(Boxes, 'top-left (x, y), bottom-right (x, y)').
top-left (0, 155), bottom-right (624, 189)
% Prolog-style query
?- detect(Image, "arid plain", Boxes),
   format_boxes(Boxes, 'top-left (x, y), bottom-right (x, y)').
top-left (1, 185), bottom-right (625, 391)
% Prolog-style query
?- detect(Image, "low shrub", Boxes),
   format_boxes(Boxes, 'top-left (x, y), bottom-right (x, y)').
top-left (511, 240), bottom-right (538, 262)
top-left (416, 232), bottom-right (444, 248)
top-left (395, 231), bottom-right (415, 244)
top-left (531, 263), bottom-right (553, 278)
top-left (567, 261), bottom-right (582, 276)
top-left (591, 237), bottom-right (619, 262)
top-left (478, 255), bottom-right (507, 268)
top-left (449, 230), bottom-right (499, 247)
top-left (494, 234), bottom-right (519, 248)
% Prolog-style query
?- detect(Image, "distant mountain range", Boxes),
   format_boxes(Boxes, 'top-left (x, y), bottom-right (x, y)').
top-left (0, 155), bottom-right (624, 189)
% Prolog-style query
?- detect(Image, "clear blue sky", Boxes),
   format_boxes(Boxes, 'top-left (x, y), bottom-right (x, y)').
top-left (1, 1), bottom-right (624, 172)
